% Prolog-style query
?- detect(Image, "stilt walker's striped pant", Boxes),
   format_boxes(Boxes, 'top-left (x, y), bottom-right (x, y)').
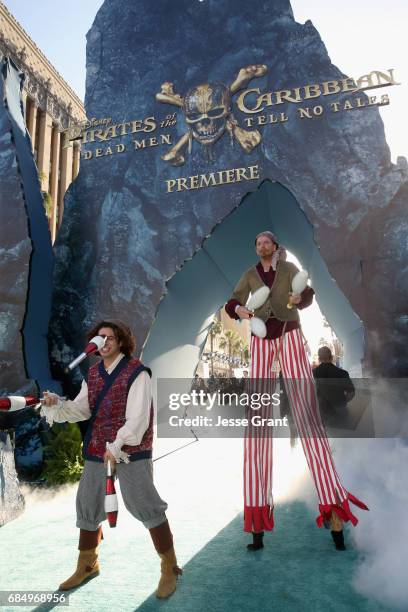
top-left (243, 328), bottom-right (368, 533)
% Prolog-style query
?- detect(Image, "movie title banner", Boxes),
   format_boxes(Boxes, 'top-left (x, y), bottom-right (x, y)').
top-left (67, 68), bottom-right (399, 194)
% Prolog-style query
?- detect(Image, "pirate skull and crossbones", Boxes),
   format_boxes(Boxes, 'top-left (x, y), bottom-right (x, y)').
top-left (156, 64), bottom-right (267, 166)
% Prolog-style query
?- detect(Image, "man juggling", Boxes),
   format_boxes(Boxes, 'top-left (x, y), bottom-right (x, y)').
top-left (225, 231), bottom-right (368, 552)
top-left (41, 320), bottom-right (182, 597)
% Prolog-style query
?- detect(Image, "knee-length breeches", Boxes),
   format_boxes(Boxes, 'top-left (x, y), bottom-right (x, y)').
top-left (76, 459), bottom-right (168, 531)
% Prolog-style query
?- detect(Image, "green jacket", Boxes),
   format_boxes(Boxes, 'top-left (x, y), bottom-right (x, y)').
top-left (231, 261), bottom-right (301, 323)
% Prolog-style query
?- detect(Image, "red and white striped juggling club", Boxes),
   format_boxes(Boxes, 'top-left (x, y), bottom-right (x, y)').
top-left (0, 396), bottom-right (40, 411)
top-left (104, 452), bottom-right (118, 528)
top-left (65, 335), bottom-right (106, 372)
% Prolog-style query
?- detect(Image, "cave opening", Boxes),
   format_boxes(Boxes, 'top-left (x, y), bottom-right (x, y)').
top-left (142, 180), bottom-right (364, 401)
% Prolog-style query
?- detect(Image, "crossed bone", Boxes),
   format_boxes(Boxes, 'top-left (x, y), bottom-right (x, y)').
top-left (156, 64), bottom-right (267, 166)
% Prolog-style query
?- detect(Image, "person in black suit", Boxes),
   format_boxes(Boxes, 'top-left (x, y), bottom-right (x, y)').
top-left (313, 346), bottom-right (357, 550)
top-left (313, 346), bottom-right (355, 424)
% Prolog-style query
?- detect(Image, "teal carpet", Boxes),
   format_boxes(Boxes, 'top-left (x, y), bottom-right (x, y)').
top-left (0, 501), bottom-right (392, 612)
top-left (138, 502), bottom-right (389, 612)
top-left (0, 439), bottom-right (395, 611)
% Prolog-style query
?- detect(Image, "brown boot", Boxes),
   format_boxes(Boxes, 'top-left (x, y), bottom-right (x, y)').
top-left (58, 548), bottom-right (100, 590)
top-left (58, 528), bottom-right (103, 591)
top-left (157, 546), bottom-right (182, 599)
top-left (149, 520), bottom-right (182, 599)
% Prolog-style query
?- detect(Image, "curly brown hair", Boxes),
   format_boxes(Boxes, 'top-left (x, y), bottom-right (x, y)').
top-left (87, 320), bottom-right (136, 358)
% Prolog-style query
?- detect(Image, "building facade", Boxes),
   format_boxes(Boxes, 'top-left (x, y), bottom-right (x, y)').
top-left (198, 309), bottom-right (251, 378)
top-left (0, 2), bottom-right (85, 242)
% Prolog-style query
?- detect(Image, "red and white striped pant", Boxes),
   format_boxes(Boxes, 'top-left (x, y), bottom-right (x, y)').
top-left (244, 328), bottom-right (367, 532)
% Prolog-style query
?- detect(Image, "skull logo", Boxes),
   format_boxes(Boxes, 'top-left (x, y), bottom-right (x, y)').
top-left (184, 83), bottom-right (231, 146)
top-left (156, 64), bottom-right (267, 166)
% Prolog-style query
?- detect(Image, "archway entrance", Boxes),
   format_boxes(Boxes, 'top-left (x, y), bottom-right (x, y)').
top-left (142, 180), bottom-right (364, 397)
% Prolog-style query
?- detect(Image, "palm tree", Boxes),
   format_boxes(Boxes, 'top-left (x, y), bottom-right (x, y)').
top-left (220, 330), bottom-right (240, 376)
top-left (235, 337), bottom-right (249, 367)
top-left (208, 317), bottom-right (222, 376)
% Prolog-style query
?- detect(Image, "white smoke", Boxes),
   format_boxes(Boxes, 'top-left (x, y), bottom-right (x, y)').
top-left (291, 437), bottom-right (408, 610)
top-left (20, 483), bottom-right (77, 519)
top-left (336, 438), bottom-right (408, 610)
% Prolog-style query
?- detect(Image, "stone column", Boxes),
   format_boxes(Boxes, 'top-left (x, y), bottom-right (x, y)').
top-left (72, 143), bottom-right (80, 180)
top-left (21, 89), bottom-right (27, 120)
top-left (37, 110), bottom-right (53, 192)
top-left (58, 143), bottom-right (73, 229)
top-left (26, 99), bottom-right (37, 150)
top-left (49, 127), bottom-right (61, 243)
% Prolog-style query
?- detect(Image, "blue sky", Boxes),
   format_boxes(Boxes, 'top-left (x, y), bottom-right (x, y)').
top-left (291, 1), bottom-right (407, 160)
top-left (2, 0), bottom-right (406, 159)
top-left (2, 0), bottom-right (104, 99)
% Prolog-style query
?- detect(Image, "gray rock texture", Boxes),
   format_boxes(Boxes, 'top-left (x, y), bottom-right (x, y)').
top-left (50, 0), bottom-right (407, 377)
top-left (0, 59), bottom-right (33, 395)
top-left (0, 433), bottom-right (25, 526)
top-left (0, 56), bottom-right (55, 394)
top-left (0, 57), bottom-right (54, 490)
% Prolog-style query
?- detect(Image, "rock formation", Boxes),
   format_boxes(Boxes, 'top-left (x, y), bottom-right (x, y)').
top-left (49, 0), bottom-right (407, 378)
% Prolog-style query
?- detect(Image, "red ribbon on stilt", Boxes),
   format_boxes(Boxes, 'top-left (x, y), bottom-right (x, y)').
top-left (316, 492), bottom-right (369, 528)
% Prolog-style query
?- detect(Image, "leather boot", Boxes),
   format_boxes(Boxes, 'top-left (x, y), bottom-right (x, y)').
top-left (247, 531), bottom-right (264, 551)
top-left (58, 527), bottom-right (102, 591)
top-left (157, 546), bottom-right (183, 598)
top-left (330, 511), bottom-right (346, 551)
top-left (58, 548), bottom-right (100, 590)
top-left (149, 520), bottom-right (182, 599)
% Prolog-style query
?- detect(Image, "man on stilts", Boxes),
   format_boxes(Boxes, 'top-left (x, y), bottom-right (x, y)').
top-left (225, 231), bottom-right (368, 551)
top-left (41, 320), bottom-right (182, 597)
